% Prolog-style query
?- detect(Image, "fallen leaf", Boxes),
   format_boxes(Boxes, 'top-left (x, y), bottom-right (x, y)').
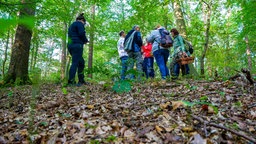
top-left (191, 134), bottom-right (206, 144)
top-left (182, 126), bottom-right (194, 132)
top-left (87, 105), bottom-right (94, 109)
top-left (145, 131), bottom-right (163, 143)
top-left (160, 102), bottom-right (171, 109)
top-left (164, 133), bottom-right (182, 143)
top-left (155, 125), bottom-right (163, 134)
top-left (249, 126), bottom-right (255, 132)
top-left (207, 106), bottom-right (215, 114)
top-left (123, 129), bottom-right (135, 138)
top-left (172, 101), bottom-right (184, 110)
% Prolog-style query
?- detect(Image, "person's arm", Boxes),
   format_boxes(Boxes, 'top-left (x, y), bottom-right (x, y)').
top-left (147, 31), bottom-right (155, 43)
top-left (136, 32), bottom-right (143, 47)
top-left (77, 22), bottom-right (88, 44)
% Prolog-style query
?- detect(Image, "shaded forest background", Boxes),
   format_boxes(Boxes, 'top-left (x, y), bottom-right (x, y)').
top-left (0, 0), bottom-right (255, 84)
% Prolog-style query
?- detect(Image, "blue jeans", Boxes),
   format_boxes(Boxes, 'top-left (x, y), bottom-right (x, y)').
top-left (127, 51), bottom-right (143, 80)
top-left (173, 62), bottom-right (189, 77)
top-left (68, 43), bottom-right (85, 83)
top-left (143, 57), bottom-right (155, 79)
top-left (120, 56), bottom-right (128, 80)
top-left (153, 49), bottom-right (170, 79)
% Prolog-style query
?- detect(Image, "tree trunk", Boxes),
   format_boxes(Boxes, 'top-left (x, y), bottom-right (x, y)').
top-left (2, 29), bottom-right (10, 78)
top-left (4, 0), bottom-right (36, 85)
top-left (173, 0), bottom-right (187, 37)
top-left (88, 5), bottom-right (95, 79)
top-left (61, 22), bottom-right (67, 80)
top-left (200, 1), bottom-right (211, 76)
top-left (245, 36), bottom-right (252, 71)
top-left (30, 32), bottom-right (39, 71)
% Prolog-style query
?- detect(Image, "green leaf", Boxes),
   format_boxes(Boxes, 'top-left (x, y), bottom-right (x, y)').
top-left (39, 121), bottom-right (48, 126)
top-left (199, 96), bottom-right (208, 101)
top-left (105, 135), bottom-right (117, 142)
top-left (181, 100), bottom-right (194, 107)
top-left (112, 80), bottom-right (131, 93)
top-left (62, 88), bottom-right (68, 95)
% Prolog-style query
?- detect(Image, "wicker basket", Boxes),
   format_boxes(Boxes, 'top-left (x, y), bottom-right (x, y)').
top-left (177, 56), bottom-right (195, 65)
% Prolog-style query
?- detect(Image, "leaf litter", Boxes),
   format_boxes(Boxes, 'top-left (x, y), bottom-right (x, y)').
top-left (0, 79), bottom-right (255, 143)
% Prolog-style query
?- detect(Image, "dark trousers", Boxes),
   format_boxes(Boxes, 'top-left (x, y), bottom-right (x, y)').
top-left (120, 56), bottom-right (128, 80)
top-left (68, 43), bottom-right (85, 83)
top-left (173, 62), bottom-right (189, 77)
top-left (143, 57), bottom-right (155, 79)
top-left (153, 49), bottom-right (170, 79)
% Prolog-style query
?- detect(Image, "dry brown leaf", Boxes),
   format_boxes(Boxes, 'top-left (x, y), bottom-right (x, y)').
top-left (207, 106), bottom-right (215, 114)
top-left (172, 101), bottom-right (184, 110)
top-left (249, 126), bottom-right (255, 132)
top-left (86, 105), bottom-right (94, 109)
top-left (155, 125), bottom-right (163, 134)
top-left (159, 102), bottom-right (170, 109)
top-left (182, 126), bottom-right (194, 132)
top-left (123, 129), bottom-right (135, 138)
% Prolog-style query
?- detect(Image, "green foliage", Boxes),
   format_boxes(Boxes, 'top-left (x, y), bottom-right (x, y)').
top-left (112, 80), bottom-right (132, 93)
top-left (62, 88), bottom-right (68, 95)
top-left (233, 101), bottom-right (242, 107)
top-left (182, 100), bottom-right (219, 114)
top-left (199, 96), bottom-right (208, 101)
top-left (105, 135), bottom-right (117, 142)
top-left (89, 140), bottom-right (100, 144)
top-left (84, 123), bottom-right (97, 129)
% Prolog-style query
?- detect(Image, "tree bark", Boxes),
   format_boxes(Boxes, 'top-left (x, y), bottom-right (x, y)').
top-left (61, 22), bottom-right (67, 80)
top-left (244, 36), bottom-right (252, 71)
top-left (4, 0), bottom-right (36, 85)
top-left (173, 0), bottom-right (187, 37)
top-left (88, 5), bottom-right (95, 79)
top-left (200, 1), bottom-right (211, 76)
top-left (2, 29), bottom-right (10, 78)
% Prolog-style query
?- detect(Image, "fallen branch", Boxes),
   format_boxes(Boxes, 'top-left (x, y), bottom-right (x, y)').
top-left (229, 68), bottom-right (254, 85)
top-left (191, 114), bottom-right (256, 143)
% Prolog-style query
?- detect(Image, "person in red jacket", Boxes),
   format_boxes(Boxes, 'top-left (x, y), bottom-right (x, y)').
top-left (142, 40), bottom-right (155, 79)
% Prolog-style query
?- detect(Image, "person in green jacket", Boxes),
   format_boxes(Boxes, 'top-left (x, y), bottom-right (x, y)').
top-left (170, 28), bottom-right (190, 78)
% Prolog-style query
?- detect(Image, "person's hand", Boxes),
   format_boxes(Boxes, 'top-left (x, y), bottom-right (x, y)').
top-left (182, 51), bottom-right (188, 57)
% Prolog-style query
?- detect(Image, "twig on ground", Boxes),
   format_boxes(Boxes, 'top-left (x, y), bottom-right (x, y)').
top-left (191, 114), bottom-right (256, 143)
top-left (248, 103), bottom-right (256, 108)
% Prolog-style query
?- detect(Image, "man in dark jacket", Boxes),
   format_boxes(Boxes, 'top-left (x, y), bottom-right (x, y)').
top-left (124, 25), bottom-right (143, 80)
top-left (67, 13), bottom-right (88, 86)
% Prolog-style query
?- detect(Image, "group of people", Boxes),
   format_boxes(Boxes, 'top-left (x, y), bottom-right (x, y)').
top-left (66, 13), bottom-right (191, 86)
top-left (117, 25), bottom-right (191, 82)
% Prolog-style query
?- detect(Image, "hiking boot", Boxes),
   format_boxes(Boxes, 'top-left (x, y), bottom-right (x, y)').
top-left (67, 80), bottom-right (76, 87)
top-left (77, 81), bottom-right (89, 86)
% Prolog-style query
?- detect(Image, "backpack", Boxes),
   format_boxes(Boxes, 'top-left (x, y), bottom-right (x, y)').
top-left (124, 31), bottom-right (136, 52)
top-left (158, 29), bottom-right (173, 48)
top-left (179, 36), bottom-right (194, 54)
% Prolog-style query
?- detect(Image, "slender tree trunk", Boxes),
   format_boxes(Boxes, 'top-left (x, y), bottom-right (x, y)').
top-left (88, 5), bottom-right (95, 78)
top-left (245, 36), bottom-right (252, 71)
top-left (30, 42), bottom-right (34, 70)
top-left (33, 40), bottom-right (39, 70)
top-left (2, 29), bottom-right (10, 77)
top-left (173, 0), bottom-right (186, 37)
top-left (200, 1), bottom-right (211, 76)
top-left (61, 22), bottom-right (67, 80)
top-left (4, 0), bottom-right (36, 85)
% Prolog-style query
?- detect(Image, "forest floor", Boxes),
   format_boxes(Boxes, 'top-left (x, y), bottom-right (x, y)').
top-left (0, 77), bottom-right (255, 144)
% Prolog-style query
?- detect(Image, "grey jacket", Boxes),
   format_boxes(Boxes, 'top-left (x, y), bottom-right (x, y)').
top-left (147, 27), bottom-right (170, 53)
